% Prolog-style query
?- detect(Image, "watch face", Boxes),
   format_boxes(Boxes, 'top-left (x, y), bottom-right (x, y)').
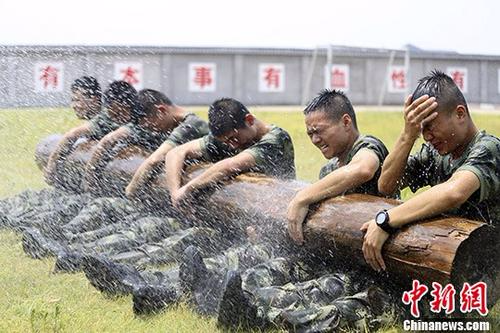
top-left (376, 212), bottom-right (386, 225)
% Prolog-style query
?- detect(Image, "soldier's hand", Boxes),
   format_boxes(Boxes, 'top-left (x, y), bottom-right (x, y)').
top-left (43, 166), bottom-right (55, 186)
top-left (125, 181), bottom-right (138, 199)
top-left (246, 226), bottom-right (259, 244)
top-left (286, 199), bottom-right (309, 245)
top-left (170, 186), bottom-right (190, 208)
top-left (360, 220), bottom-right (389, 272)
top-left (403, 94), bottom-right (438, 141)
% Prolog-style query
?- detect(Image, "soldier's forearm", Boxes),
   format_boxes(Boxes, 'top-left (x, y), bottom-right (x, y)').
top-left (378, 133), bottom-right (415, 195)
top-left (164, 155), bottom-right (186, 194)
top-left (387, 186), bottom-right (457, 228)
top-left (387, 172), bottom-right (478, 228)
top-left (83, 143), bottom-right (117, 189)
top-left (45, 136), bottom-right (80, 181)
top-left (127, 160), bottom-right (157, 195)
top-left (184, 162), bottom-right (234, 193)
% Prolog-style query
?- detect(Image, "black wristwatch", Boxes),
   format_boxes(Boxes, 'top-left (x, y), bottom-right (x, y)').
top-left (375, 209), bottom-right (398, 235)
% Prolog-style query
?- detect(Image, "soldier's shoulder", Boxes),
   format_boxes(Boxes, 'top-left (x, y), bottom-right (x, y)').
top-left (359, 135), bottom-right (387, 149)
top-left (319, 157), bottom-right (339, 179)
top-left (474, 132), bottom-right (500, 151)
top-left (96, 111), bottom-right (114, 123)
top-left (183, 113), bottom-right (206, 124)
top-left (265, 125), bottom-right (292, 142)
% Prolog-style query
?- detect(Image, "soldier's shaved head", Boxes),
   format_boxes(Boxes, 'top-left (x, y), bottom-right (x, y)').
top-left (304, 89), bottom-right (358, 130)
top-left (411, 69), bottom-right (469, 115)
top-left (138, 89), bottom-right (173, 117)
top-left (208, 98), bottom-right (250, 136)
top-left (104, 81), bottom-right (144, 122)
top-left (71, 76), bottom-right (101, 99)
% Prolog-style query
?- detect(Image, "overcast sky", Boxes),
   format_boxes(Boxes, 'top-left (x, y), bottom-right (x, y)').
top-left (0, 0), bottom-right (498, 55)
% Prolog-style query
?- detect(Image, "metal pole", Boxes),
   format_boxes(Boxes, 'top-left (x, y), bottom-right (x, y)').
top-left (301, 46), bottom-right (319, 105)
top-left (404, 45), bottom-right (411, 97)
top-left (326, 44), bottom-right (333, 89)
top-left (378, 50), bottom-right (396, 106)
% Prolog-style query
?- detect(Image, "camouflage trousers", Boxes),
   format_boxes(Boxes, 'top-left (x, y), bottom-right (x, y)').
top-left (189, 241), bottom-right (313, 315)
top-left (207, 243), bottom-right (397, 332)
top-left (247, 272), bottom-right (396, 332)
top-left (108, 226), bottom-right (224, 267)
top-left (0, 188), bottom-right (92, 232)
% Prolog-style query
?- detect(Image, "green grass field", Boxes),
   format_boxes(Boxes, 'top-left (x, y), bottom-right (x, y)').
top-left (0, 107), bottom-right (499, 332)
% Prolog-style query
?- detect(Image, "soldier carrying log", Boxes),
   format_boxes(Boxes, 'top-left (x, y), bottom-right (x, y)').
top-left (164, 97), bottom-right (296, 207)
top-left (361, 70), bottom-right (500, 273)
top-left (287, 89), bottom-right (395, 245)
top-left (83, 88), bottom-right (208, 195)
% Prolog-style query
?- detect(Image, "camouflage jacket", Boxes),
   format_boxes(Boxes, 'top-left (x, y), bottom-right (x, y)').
top-left (199, 125), bottom-right (296, 179)
top-left (125, 113), bottom-right (208, 151)
top-left (87, 111), bottom-right (120, 140)
top-left (402, 131), bottom-right (500, 225)
top-left (319, 135), bottom-right (390, 196)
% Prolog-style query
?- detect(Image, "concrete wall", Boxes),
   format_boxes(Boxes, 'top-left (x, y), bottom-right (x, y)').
top-left (0, 46), bottom-right (499, 108)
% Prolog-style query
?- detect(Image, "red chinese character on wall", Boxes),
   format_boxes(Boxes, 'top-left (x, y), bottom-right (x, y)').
top-left (120, 66), bottom-right (140, 86)
top-left (450, 70), bottom-right (465, 90)
top-left (391, 69), bottom-right (407, 90)
top-left (39, 65), bottom-right (59, 89)
top-left (263, 67), bottom-right (281, 89)
top-left (331, 68), bottom-right (346, 88)
top-left (194, 66), bottom-right (213, 89)
top-left (460, 282), bottom-right (488, 316)
top-left (402, 280), bottom-right (429, 318)
top-left (429, 282), bottom-right (456, 314)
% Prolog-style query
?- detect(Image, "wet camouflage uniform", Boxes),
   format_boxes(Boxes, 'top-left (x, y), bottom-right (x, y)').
top-left (319, 135), bottom-right (390, 196)
top-left (3, 188), bottom-right (227, 277)
top-left (104, 226), bottom-right (225, 267)
top-left (77, 224), bottom-right (227, 296)
top-left (20, 196), bottom-right (146, 258)
top-left (215, 134), bottom-right (397, 330)
top-left (87, 111), bottom-right (120, 140)
top-left (200, 125), bottom-right (296, 179)
top-left (125, 113), bottom-right (208, 151)
top-left (185, 242), bottom-right (304, 314)
top-left (0, 188), bottom-right (91, 232)
top-left (402, 131), bottom-right (500, 225)
top-left (45, 199), bottom-right (223, 265)
top-left (242, 272), bottom-right (396, 332)
top-left (401, 131), bottom-right (500, 310)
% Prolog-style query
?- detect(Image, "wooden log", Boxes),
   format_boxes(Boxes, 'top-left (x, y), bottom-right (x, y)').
top-left (35, 134), bottom-right (498, 303)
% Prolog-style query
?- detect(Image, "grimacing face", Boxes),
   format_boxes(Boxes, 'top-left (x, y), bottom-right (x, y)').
top-left (421, 107), bottom-right (465, 156)
top-left (71, 89), bottom-right (100, 120)
top-left (305, 110), bottom-right (351, 159)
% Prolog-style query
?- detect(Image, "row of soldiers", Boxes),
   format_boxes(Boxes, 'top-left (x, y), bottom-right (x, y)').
top-left (49, 72), bottom-right (499, 249)
top-left (13, 70), bottom-right (500, 331)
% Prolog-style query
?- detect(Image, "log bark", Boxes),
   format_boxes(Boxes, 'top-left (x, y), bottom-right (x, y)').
top-left (35, 135), bottom-right (498, 301)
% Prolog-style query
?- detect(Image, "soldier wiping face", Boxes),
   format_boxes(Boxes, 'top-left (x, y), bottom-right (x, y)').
top-left (411, 74), bottom-right (471, 158)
